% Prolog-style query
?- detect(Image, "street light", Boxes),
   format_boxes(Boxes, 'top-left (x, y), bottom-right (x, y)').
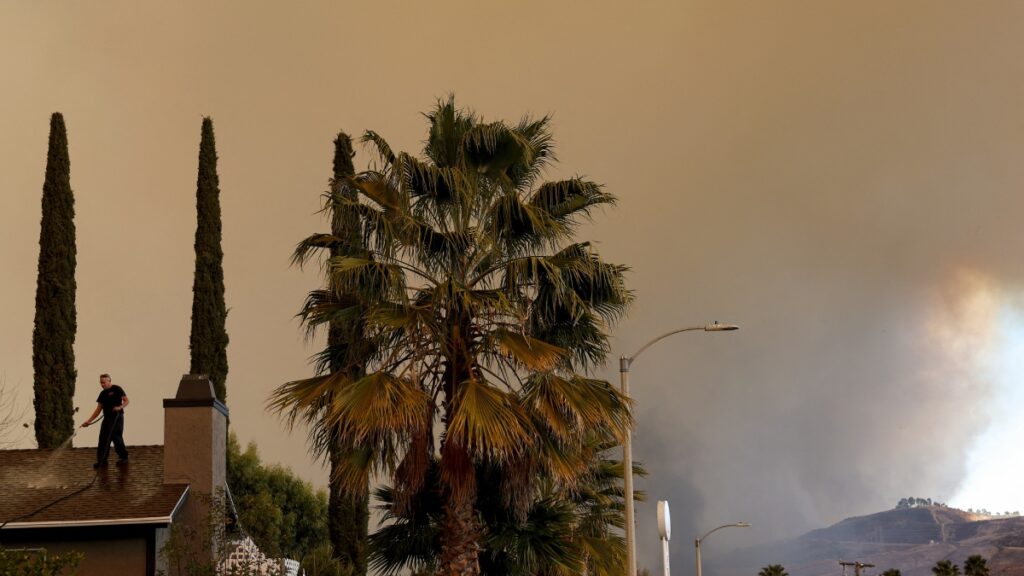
top-left (620, 322), bottom-right (739, 576)
top-left (695, 522), bottom-right (749, 576)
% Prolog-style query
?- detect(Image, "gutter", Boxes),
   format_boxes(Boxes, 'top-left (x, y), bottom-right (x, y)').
top-left (1, 486), bottom-right (190, 531)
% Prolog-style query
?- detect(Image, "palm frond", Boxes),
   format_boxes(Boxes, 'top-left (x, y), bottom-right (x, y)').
top-left (507, 115), bottom-right (556, 189)
top-left (329, 443), bottom-right (377, 497)
top-left (488, 329), bottom-right (565, 372)
top-left (482, 495), bottom-right (583, 576)
top-left (327, 256), bottom-right (408, 303)
top-left (529, 178), bottom-right (616, 224)
top-left (361, 130), bottom-right (397, 165)
top-left (296, 289), bottom-right (361, 339)
top-left (445, 377), bottom-right (533, 462)
top-left (529, 311), bottom-right (610, 371)
top-left (576, 532), bottom-right (625, 576)
top-left (397, 153), bottom-right (473, 224)
top-left (369, 463), bottom-right (444, 576)
top-left (523, 425), bottom-right (595, 486)
top-left (406, 223), bottom-right (475, 274)
top-left (424, 96), bottom-right (475, 168)
top-left (462, 121), bottom-right (534, 181)
top-left (292, 232), bottom-right (341, 268)
top-left (482, 192), bottom-right (567, 255)
top-left (268, 373), bottom-right (346, 430)
top-left (520, 373), bottom-right (632, 444)
top-left (353, 170), bottom-right (401, 212)
top-left (525, 243), bottom-right (633, 362)
top-left (323, 372), bottom-right (430, 445)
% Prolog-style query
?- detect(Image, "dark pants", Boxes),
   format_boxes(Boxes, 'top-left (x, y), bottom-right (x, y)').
top-left (97, 413), bottom-right (128, 464)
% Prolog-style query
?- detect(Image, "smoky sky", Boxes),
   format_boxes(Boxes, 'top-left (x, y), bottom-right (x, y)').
top-left (4, 2), bottom-right (1024, 574)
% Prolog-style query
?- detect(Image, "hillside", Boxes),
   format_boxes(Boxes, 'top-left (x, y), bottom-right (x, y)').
top-left (711, 506), bottom-right (1024, 576)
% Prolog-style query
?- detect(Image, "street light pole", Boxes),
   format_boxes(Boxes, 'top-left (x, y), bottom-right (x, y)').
top-left (695, 522), bottom-right (749, 576)
top-left (620, 322), bottom-right (739, 576)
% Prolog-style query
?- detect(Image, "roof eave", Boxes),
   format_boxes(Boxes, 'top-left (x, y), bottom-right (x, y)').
top-left (1, 516), bottom-right (175, 530)
top-left (0, 485), bottom-right (191, 531)
top-left (168, 484), bottom-right (190, 520)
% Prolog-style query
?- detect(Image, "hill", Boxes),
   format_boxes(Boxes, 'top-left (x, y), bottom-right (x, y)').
top-left (711, 506), bottom-right (1024, 576)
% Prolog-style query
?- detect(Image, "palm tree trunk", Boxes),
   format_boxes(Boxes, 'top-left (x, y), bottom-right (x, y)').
top-left (438, 315), bottom-right (481, 576)
top-left (438, 442), bottom-right (481, 576)
top-left (328, 426), bottom-right (369, 574)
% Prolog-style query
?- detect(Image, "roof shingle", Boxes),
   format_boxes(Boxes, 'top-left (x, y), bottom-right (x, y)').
top-left (0, 445), bottom-right (187, 528)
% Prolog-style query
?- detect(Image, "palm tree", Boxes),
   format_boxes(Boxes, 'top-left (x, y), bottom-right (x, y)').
top-left (758, 565), bottom-right (788, 576)
top-left (933, 560), bottom-right (961, 576)
top-left (963, 555), bottom-right (989, 576)
top-left (368, 434), bottom-right (644, 576)
top-left (301, 541), bottom-right (355, 576)
top-left (271, 97), bottom-right (632, 576)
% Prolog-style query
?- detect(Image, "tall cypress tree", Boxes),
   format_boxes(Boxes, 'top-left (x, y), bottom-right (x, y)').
top-left (272, 133), bottom-right (373, 572)
top-left (189, 117), bottom-right (229, 404)
top-left (325, 133), bottom-right (370, 573)
top-left (32, 112), bottom-right (77, 449)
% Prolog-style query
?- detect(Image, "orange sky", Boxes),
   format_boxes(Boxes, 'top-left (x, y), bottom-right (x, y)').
top-left (4, 1), bottom-right (1024, 567)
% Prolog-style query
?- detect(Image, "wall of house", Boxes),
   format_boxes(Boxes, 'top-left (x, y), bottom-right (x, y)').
top-left (154, 526), bottom-right (171, 575)
top-left (45, 537), bottom-right (148, 575)
top-left (1, 525), bottom-right (156, 575)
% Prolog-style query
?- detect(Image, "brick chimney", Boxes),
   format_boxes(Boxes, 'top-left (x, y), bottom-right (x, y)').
top-left (163, 374), bottom-right (228, 491)
top-left (163, 374), bottom-right (228, 557)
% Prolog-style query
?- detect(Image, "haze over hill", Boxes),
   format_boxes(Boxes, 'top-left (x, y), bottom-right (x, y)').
top-left (710, 505), bottom-right (1024, 576)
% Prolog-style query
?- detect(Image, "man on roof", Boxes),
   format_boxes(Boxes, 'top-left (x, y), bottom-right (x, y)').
top-left (81, 373), bottom-right (129, 468)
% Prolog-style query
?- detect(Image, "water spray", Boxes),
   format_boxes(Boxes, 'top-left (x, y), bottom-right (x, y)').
top-left (0, 408), bottom-right (121, 532)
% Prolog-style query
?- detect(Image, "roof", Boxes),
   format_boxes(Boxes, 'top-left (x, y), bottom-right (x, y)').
top-left (0, 445), bottom-right (188, 530)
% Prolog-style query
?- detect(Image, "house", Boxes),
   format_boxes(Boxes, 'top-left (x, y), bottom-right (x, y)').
top-left (0, 374), bottom-right (229, 575)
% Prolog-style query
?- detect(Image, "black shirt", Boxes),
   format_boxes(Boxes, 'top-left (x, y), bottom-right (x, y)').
top-left (96, 385), bottom-right (127, 417)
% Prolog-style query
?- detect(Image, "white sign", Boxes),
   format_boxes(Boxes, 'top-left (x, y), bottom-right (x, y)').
top-left (657, 500), bottom-right (671, 541)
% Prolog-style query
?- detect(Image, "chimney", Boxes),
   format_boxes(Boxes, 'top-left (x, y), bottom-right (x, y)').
top-left (163, 374), bottom-right (228, 556)
top-left (163, 374), bottom-right (228, 491)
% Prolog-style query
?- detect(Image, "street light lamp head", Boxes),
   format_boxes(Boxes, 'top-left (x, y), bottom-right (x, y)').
top-left (695, 522), bottom-right (751, 576)
top-left (704, 321), bottom-right (739, 332)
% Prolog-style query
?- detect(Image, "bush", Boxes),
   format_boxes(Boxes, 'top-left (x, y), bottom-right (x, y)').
top-left (0, 547), bottom-right (82, 576)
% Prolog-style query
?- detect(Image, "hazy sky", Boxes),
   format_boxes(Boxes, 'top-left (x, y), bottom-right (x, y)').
top-left (4, 2), bottom-right (1024, 572)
